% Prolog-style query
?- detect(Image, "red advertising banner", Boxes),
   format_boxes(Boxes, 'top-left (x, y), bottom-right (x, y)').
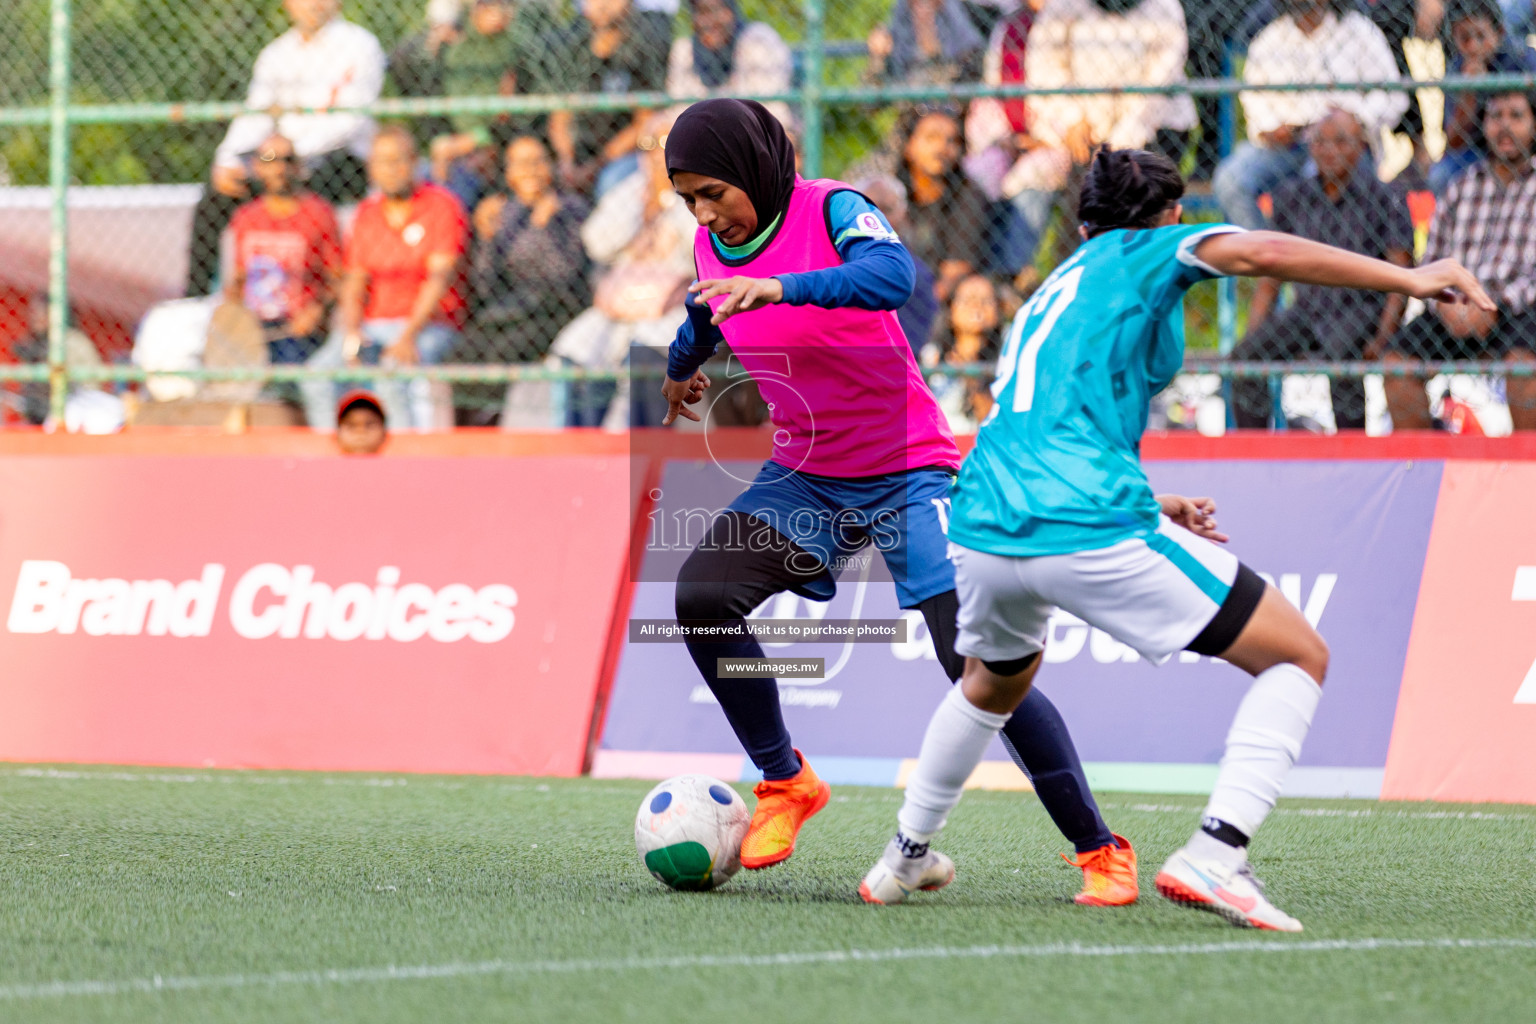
top-left (1382, 461), bottom-right (1536, 803)
top-left (0, 453), bottom-right (634, 776)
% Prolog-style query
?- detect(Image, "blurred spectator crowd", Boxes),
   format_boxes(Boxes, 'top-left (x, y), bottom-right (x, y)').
top-left (6, 0), bottom-right (1536, 433)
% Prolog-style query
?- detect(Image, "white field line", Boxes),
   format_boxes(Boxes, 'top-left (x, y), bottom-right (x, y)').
top-left (2, 937), bottom-right (1533, 1002)
top-left (1098, 802), bottom-right (1532, 822)
top-left (840, 795), bottom-right (1536, 823)
top-left (3, 769), bottom-right (1532, 821)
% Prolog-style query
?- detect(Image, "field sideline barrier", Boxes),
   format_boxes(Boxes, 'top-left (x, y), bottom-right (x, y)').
top-left (597, 430), bottom-right (1536, 805)
top-left (0, 429), bottom-right (636, 776)
top-left (2, 429), bottom-right (1534, 802)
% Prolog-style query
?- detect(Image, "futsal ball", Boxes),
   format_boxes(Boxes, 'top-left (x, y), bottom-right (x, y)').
top-left (634, 774), bottom-right (750, 891)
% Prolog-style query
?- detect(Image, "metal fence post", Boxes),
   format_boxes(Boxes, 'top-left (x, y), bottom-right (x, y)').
top-left (46, 0), bottom-right (72, 426)
top-left (800, 0), bottom-right (825, 179)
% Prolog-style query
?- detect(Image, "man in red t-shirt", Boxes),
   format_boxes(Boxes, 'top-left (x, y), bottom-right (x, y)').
top-left (302, 126), bottom-right (469, 430)
top-left (225, 133), bottom-right (343, 366)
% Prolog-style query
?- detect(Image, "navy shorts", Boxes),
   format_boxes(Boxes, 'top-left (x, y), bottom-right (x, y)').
top-left (725, 460), bottom-right (958, 608)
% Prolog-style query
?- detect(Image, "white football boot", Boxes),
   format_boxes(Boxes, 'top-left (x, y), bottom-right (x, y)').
top-left (859, 835), bottom-right (955, 905)
top-left (1155, 846), bottom-right (1303, 932)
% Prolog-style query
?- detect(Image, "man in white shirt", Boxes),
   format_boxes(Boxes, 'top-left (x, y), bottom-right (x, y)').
top-left (186, 0), bottom-right (385, 297)
top-left (1026, 0), bottom-right (1197, 160)
top-left (988, 0), bottom-right (1193, 270)
top-left (1213, 0), bottom-right (1407, 230)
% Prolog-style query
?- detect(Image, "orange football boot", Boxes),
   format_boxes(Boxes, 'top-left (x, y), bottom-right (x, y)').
top-left (1062, 833), bottom-right (1139, 906)
top-left (739, 750), bottom-right (831, 870)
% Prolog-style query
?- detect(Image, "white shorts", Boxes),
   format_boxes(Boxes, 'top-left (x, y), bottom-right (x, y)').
top-left (952, 516), bottom-right (1261, 666)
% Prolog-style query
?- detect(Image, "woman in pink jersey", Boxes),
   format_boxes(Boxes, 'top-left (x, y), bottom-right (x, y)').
top-left (658, 98), bottom-right (1139, 904)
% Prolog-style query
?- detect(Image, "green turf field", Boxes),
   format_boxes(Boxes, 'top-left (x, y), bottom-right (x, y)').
top-left (2, 765), bottom-right (1533, 1024)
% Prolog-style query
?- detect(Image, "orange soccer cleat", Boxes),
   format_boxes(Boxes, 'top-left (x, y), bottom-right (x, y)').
top-left (1063, 833), bottom-right (1139, 906)
top-left (739, 750), bottom-right (831, 870)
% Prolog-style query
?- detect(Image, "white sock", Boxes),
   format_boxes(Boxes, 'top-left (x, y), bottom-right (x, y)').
top-left (897, 686), bottom-right (1011, 839)
top-left (1185, 829), bottom-right (1247, 868)
top-left (1200, 663), bottom-right (1322, 839)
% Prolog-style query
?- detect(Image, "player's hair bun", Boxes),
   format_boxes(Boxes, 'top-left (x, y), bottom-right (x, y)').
top-left (1077, 146), bottom-right (1185, 237)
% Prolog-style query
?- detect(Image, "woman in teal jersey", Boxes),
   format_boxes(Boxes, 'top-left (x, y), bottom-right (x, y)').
top-left (860, 147), bottom-right (1493, 928)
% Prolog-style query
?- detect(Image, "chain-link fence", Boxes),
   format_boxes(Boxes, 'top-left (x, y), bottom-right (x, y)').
top-left (2, 0), bottom-right (1535, 433)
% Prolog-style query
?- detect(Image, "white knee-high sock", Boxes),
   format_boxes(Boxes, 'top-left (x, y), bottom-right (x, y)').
top-left (1201, 663), bottom-right (1322, 839)
top-left (897, 686), bottom-right (1012, 840)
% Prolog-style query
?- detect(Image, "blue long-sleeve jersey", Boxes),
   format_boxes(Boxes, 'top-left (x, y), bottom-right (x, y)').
top-left (666, 192), bottom-right (917, 382)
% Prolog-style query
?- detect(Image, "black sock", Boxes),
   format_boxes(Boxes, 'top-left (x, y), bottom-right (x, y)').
top-left (675, 513), bottom-right (820, 784)
top-left (684, 633), bottom-right (800, 780)
top-left (916, 591), bottom-right (1115, 855)
top-left (1201, 816), bottom-right (1251, 849)
top-left (1001, 690), bottom-right (1117, 854)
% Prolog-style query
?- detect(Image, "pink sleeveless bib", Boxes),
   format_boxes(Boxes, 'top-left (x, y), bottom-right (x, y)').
top-left (693, 177), bottom-right (960, 478)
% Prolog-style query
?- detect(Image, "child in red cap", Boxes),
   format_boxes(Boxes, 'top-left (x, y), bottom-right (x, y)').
top-left (335, 390), bottom-right (387, 455)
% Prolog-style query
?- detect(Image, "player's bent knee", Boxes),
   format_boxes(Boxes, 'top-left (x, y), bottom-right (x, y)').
top-left (674, 576), bottom-right (723, 624)
top-left (674, 554), bottom-right (741, 622)
top-left (676, 536), bottom-right (759, 622)
top-left (1270, 624), bottom-right (1329, 686)
top-left (675, 574), bottom-right (763, 625)
top-left (1298, 630), bottom-right (1329, 686)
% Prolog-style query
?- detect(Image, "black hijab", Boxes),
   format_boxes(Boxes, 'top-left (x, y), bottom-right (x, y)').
top-left (665, 99), bottom-right (797, 228)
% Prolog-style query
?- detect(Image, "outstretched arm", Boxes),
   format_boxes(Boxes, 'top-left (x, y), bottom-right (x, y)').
top-left (1194, 231), bottom-right (1495, 310)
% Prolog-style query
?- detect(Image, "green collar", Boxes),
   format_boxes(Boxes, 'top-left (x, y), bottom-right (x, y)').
top-left (711, 213), bottom-right (783, 260)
